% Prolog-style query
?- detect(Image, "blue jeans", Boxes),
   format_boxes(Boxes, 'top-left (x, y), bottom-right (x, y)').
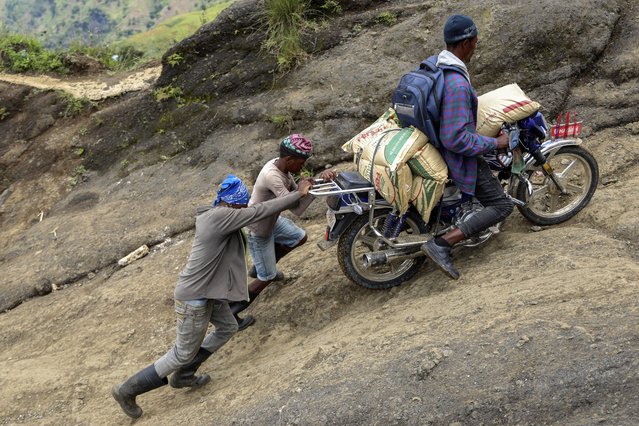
top-left (248, 216), bottom-right (305, 281)
top-left (153, 299), bottom-right (238, 378)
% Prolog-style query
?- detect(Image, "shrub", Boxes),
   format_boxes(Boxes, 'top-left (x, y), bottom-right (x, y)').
top-left (67, 41), bottom-right (143, 71)
top-left (320, 0), bottom-right (342, 15)
top-left (154, 85), bottom-right (184, 103)
top-left (0, 33), bottom-right (68, 73)
top-left (375, 12), bottom-right (397, 27)
top-left (270, 112), bottom-right (294, 131)
top-left (58, 92), bottom-right (92, 118)
top-left (68, 165), bottom-right (89, 186)
top-left (0, 30), bottom-right (143, 74)
top-left (166, 53), bottom-right (184, 67)
top-left (263, 0), bottom-right (311, 71)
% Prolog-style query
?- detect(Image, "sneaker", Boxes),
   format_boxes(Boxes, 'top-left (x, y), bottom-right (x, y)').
top-left (421, 240), bottom-right (460, 280)
top-left (248, 265), bottom-right (284, 281)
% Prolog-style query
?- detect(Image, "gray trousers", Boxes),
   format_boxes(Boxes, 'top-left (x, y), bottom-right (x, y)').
top-left (154, 299), bottom-right (238, 378)
top-left (458, 158), bottom-right (514, 238)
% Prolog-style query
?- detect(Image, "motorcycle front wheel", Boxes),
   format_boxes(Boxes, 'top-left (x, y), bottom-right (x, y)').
top-left (516, 145), bottom-right (599, 225)
top-left (337, 209), bottom-right (428, 289)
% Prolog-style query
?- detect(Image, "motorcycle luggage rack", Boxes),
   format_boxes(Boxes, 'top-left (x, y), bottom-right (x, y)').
top-left (309, 179), bottom-right (374, 197)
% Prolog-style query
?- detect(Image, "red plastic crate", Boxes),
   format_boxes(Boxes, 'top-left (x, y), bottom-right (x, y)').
top-left (551, 111), bottom-right (582, 139)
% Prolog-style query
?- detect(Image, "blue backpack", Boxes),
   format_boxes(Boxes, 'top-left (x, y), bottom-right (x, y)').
top-left (391, 55), bottom-right (462, 148)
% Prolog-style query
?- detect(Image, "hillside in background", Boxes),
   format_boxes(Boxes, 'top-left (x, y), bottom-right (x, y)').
top-left (117, 0), bottom-right (234, 59)
top-left (0, 0), bottom-right (233, 48)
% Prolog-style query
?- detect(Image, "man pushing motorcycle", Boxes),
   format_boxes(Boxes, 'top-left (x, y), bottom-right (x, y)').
top-left (229, 135), bottom-right (337, 330)
top-left (419, 14), bottom-right (513, 279)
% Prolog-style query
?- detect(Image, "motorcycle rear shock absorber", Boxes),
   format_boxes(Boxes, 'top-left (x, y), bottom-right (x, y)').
top-left (391, 213), bottom-right (407, 238)
top-left (382, 211), bottom-right (400, 238)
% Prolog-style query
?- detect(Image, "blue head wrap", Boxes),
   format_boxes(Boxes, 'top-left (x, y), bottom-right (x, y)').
top-left (213, 174), bottom-right (250, 206)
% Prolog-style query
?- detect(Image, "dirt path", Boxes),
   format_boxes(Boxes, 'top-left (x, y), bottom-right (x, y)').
top-left (0, 66), bottom-right (162, 100)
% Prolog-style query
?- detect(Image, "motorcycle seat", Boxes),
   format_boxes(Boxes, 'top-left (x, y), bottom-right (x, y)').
top-left (336, 171), bottom-right (372, 190)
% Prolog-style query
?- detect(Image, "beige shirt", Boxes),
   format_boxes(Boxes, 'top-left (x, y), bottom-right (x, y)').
top-left (247, 158), bottom-right (314, 237)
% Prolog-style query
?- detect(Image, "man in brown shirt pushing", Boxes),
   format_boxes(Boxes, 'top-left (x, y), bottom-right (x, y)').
top-left (112, 175), bottom-right (312, 419)
top-left (230, 135), bottom-right (336, 329)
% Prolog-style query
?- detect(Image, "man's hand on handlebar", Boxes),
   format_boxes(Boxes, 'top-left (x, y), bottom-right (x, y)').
top-left (318, 169), bottom-right (338, 181)
top-left (495, 133), bottom-right (510, 150)
top-left (297, 179), bottom-right (313, 197)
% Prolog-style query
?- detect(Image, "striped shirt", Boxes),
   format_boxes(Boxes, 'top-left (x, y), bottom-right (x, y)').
top-left (439, 71), bottom-right (498, 195)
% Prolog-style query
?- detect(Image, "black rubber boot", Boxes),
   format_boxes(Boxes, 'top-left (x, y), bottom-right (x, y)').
top-left (234, 314), bottom-right (255, 331)
top-left (169, 348), bottom-right (213, 389)
top-left (230, 292), bottom-right (258, 331)
top-left (230, 298), bottom-right (251, 315)
top-left (112, 364), bottom-right (168, 419)
top-left (229, 288), bottom-right (260, 316)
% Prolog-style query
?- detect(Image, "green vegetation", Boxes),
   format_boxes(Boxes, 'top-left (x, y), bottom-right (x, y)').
top-left (0, 32), bottom-right (67, 73)
top-left (375, 12), bottom-right (398, 27)
top-left (263, 0), bottom-right (310, 71)
top-left (0, 1), bottom-right (235, 72)
top-left (0, 0), bottom-right (232, 49)
top-left (0, 30), bottom-right (143, 74)
top-left (91, 114), bottom-right (104, 126)
top-left (154, 84), bottom-right (184, 103)
top-left (157, 111), bottom-right (175, 134)
top-left (270, 112), bottom-right (294, 131)
top-left (116, 2), bottom-right (234, 60)
top-left (299, 166), bottom-right (314, 179)
top-left (58, 92), bottom-right (94, 118)
top-left (166, 53), bottom-right (184, 67)
top-left (154, 83), bottom-right (209, 109)
top-left (66, 41), bottom-right (144, 71)
top-left (262, 0), bottom-right (344, 72)
top-left (0, 107), bottom-right (9, 120)
top-left (320, 0), bottom-right (342, 15)
top-left (68, 165), bottom-right (89, 186)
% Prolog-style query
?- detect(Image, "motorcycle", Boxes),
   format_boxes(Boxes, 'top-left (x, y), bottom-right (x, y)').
top-left (310, 111), bottom-right (599, 289)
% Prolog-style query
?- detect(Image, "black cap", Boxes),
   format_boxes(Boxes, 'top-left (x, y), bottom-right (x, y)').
top-left (443, 14), bottom-right (478, 44)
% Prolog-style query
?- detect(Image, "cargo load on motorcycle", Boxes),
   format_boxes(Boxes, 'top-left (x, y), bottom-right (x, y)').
top-left (341, 108), bottom-right (448, 223)
top-left (314, 75), bottom-right (597, 290)
top-left (341, 83), bottom-right (542, 223)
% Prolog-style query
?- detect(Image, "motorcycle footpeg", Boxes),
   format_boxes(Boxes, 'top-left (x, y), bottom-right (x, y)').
top-left (317, 239), bottom-right (338, 251)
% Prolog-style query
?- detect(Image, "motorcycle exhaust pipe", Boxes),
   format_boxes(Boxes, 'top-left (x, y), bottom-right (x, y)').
top-left (362, 246), bottom-right (423, 268)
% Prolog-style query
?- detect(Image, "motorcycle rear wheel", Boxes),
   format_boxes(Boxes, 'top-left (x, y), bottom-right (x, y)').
top-left (337, 209), bottom-right (428, 289)
top-left (516, 145), bottom-right (598, 225)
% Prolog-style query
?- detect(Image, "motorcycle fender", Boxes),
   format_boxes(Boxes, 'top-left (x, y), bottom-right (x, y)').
top-left (524, 138), bottom-right (582, 171)
top-left (326, 212), bottom-right (360, 241)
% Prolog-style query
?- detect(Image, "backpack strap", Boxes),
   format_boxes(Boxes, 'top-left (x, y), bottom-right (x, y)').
top-left (418, 55), bottom-right (439, 73)
top-left (412, 55), bottom-right (466, 146)
top-left (420, 55), bottom-right (464, 76)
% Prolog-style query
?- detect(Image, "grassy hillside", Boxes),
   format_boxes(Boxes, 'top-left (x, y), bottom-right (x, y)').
top-left (0, 0), bottom-right (232, 48)
top-left (117, 1), bottom-right (234, 59)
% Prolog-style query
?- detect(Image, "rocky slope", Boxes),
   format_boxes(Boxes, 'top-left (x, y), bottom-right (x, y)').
top-left (0, 0), bottom-right (638, 424)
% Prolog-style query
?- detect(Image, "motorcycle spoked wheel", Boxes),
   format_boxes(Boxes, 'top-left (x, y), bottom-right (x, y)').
top-left (516, 145), bottom-right (599, 225)
top-left (337, 209), bottom-right (428, 289)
